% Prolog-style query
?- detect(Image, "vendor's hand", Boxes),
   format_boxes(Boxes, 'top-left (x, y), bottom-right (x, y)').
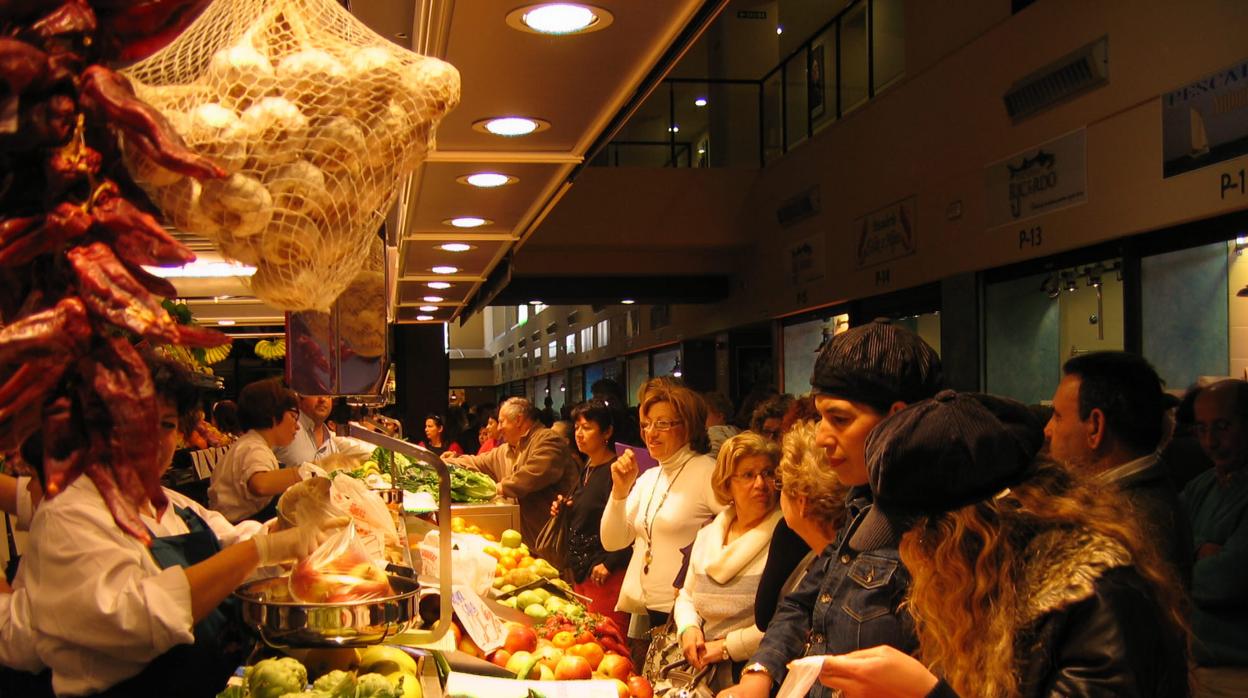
top-left (819, 646), bottom-right (938, 698)
top-left (610, 449), bottom-right (638, 499)
top-left (297, 462), bottom-right (328, 480)
top-left (590, 563), bottom-right (609, 585)
top-left (681, 626), bottom-right (706, 668)
top-left (254, 516), bottom-right (349, 565)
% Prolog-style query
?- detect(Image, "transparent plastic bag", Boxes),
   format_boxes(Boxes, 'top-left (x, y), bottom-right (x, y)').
top-left (330, 472), bottom-right (397, 559)
top-left (418, 529), bottom-right (495, 596)
top-left (288, 521), bottom-right (393, 603)
top-left (121, 0), bottom-right (460, 311)
top-left (275, 476), bottom-right (345, 530)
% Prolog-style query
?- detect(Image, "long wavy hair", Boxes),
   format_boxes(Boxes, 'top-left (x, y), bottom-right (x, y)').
top-left (898, 460), bottom-right (1190, 698)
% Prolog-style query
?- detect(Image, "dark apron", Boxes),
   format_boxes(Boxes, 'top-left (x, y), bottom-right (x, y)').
top-left (0, 506), bottom-right (249, 698)
top-left (245, 496), bottom-right (279, 524)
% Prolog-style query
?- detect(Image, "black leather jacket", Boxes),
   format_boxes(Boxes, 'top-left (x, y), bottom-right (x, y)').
top-left (926, 565), bottom-right (1190, 697)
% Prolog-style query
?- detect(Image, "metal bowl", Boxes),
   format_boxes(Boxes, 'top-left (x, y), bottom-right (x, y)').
top-left (234, 574), bottom-right (422, 648)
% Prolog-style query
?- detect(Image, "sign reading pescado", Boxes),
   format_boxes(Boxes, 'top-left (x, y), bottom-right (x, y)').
top-left (854, 196), bottom-right (916, 269)
top-left (985, 128), bottom-right (1087, 228)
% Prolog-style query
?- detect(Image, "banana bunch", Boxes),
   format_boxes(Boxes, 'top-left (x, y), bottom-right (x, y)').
top-left (255, 338), bottom-right (286, 361)
top-left (358, 646), bottom-right (422, 698)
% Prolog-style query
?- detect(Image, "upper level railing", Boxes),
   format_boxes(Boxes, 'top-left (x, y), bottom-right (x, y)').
top-left (590, 0), bottom-right (905, 169)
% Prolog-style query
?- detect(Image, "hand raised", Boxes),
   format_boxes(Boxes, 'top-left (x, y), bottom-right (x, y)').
top-left (609, 448), bottom-right (639, 499)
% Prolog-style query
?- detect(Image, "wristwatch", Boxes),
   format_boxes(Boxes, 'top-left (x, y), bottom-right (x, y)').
top-left (721, 644), bottom-right (731, 662)
top-left (742, 662), bottom-right (770, 677)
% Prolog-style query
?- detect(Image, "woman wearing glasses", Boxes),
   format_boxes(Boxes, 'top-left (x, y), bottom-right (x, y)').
top-left (602, 377), bottom-right (725, 665)
top-left (208, 378), bottom-right (323, 523)
top-left (673, 433), bottom-right (782, 688)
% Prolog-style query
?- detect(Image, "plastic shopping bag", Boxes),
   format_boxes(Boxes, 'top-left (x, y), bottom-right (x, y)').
top-left (289, 521), bottom-right (393, 603)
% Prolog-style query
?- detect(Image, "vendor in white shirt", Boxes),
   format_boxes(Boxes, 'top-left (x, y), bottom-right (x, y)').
top-left (274, 393), bottom-right (339, 468)
top-left (209, 378), bottom-right (324, 523)
top-left (18, 356), bottom-right (338, 697)
top-left (0, 467), bottom-right (44, 686)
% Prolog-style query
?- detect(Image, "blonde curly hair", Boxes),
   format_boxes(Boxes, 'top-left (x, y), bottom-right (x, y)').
top-left (776, 420), bottom-right (847, 535)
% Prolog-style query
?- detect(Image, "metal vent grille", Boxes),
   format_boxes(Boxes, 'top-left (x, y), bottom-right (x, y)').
top-left (1004, 37), bottom-right (1108, 122)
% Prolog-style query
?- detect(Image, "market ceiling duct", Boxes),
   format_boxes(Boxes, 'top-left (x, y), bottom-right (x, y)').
top-left (1003, 37), bottom-right (1108, 122)
top-left (122, 0), bottom-right (461, 312)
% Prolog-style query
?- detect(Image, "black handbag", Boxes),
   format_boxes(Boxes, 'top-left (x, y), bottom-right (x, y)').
top-left (534, 505), bottom-right (568, 569)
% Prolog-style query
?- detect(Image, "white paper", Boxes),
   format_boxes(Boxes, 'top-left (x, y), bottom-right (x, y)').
top-left (777, 655), bottom-right (826, 698)
top-left (444, 672), bottom-right (620, 698)
top-left (450, 583), bottom-right (506, 653)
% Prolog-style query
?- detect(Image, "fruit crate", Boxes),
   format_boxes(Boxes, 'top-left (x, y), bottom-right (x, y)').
top-left (494, 578), bottom-right (592, 621)
top-left (447, 502), bottom-right (521, 540)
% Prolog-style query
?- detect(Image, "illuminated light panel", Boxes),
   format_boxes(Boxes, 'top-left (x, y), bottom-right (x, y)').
top-left (439, 243), bottom-right (473, 252)
top-left (427, 281), bottom-right (451, 290)
top-left (419, 305), bottom-right (438, 312)
top-left (416, 315), bottom-right (434, 321)
top-left (445, 217), bottom-right (489, 228)
top-left (431, 266), bottom-right (459, 274)
top-left (460, 172), bottom-right (516, 188)
top-left (143, 261), bottom-right (256, 278)
top-left (473, 117), bottom-right (551, 137)
top-left (422, 296), bottom-right (444, 303)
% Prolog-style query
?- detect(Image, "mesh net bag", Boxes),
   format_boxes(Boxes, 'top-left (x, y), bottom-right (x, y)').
top-left (121, 0), bottom-right (460, 311)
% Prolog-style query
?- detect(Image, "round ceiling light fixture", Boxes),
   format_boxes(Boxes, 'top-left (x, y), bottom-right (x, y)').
top-left (422, 295), bottom-right (444, 303)
top-left (445, 217), bottom-right (490, 228)
top-left (620, 299), bottom-right (635, 305)
top-left (431, 265), bottom-right (459, 274)
top-left (427, 281), bottom-right (452, 290)
top-left (458, 172), bottom-right (518, 188)
top-left (438, 243), bottom-right (474, 252)
top-left (473, 117), bottom-right (551, 137)
top-left (416, 315), bottom-right (435, 321)
top-left (419, 305), bottom-right (438, 312)
top-left (506, 3), bottom-right (614, 35)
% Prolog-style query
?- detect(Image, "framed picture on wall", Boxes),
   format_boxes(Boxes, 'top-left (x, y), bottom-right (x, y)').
top-left (809, 43), bottom-right (826, 120)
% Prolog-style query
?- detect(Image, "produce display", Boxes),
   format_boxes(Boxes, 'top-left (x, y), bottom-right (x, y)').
top-left (351, 448), bottom-right (498, 505)
top-left (217, 645), bottom-right (423, 698)
top-left (0, 0), bottom-right (234, 543)
top-left (120, 0), bottom-right (460, 311)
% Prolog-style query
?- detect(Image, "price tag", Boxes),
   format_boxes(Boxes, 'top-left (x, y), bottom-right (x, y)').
top-left (450, 584), bottom-right (505, 653)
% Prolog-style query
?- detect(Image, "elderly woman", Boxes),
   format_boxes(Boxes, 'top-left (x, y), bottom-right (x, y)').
top-left (208, 378), bottom-right (322, 523)
top-left (602, 377), bottom-right (724, 661)
top-left (818, 392), bottom-right (1190, 698)
top-left (673, 433), bottom-right (782, 686)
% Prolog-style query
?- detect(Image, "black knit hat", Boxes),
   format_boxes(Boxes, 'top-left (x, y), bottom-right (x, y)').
top-left (848, 390), bottom-right (1044, 551)
top-left (810, 318), bottom-right (943, 410)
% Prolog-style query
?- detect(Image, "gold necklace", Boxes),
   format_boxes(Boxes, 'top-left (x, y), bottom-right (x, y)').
top-left (641, 462), bottom-right (687, 575)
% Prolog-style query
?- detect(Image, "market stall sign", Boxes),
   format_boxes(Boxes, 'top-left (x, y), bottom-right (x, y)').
top-left (985, 128), bottom-right (1087, 228)
top-left (1163, 57), bottom-right (1248, 178)
top-left (855, 196), bottom-right (917, 269)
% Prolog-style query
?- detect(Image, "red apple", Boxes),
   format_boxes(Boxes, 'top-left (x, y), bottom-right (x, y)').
top-left (457, 635), bottom-right (483, 658)
top-left (627, 675), bottom-right (654, 698)
top-left (554, 654), bottom-right (593, 681)
top-left (503, 623), bottom-right (538, 654)
top-left (578, 642), bottom-right (605, 670)
top-left (488, 649), bottom-right (512, 668)
top-left (598, 653), bottom-right (633, 682)
top-left (575, 630), bottom-right (596, 645)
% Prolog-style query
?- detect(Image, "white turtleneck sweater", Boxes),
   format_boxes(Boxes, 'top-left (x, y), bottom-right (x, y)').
top-left (601, 445), bottom-right (725, 614)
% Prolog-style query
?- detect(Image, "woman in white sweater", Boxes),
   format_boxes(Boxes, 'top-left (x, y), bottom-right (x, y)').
top-left (673, 433), bottom-right (781, 686)
top-left (601, 377), bottom-right (724, 661)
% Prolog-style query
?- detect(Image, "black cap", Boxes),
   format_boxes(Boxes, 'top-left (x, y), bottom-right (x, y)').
top-left (848, 390), bottom-right (1044, 551)
top-left (810, 318), bottom-right (942, 409)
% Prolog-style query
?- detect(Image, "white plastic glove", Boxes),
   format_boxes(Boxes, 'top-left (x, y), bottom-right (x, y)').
top-left (297, 462), bottom-right (328, 480)
top-left (253, 517), bottom-right (349, 565)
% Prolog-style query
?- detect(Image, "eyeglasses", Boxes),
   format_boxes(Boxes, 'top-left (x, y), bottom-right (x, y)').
top-left (641, 419), bottom-right (684, 432)
top-left (771, 476), bottom-right (784, 491)
top-left (731, 468), bottom-right (777, 484)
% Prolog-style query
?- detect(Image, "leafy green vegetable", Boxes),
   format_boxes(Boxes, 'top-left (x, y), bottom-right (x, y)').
top-left (214, 687), bottom-right (245, 698)
top-left (310, 669), bottom-right (355, 698)
top-left (360, 448), bottom-right (497, 503)
top-left (355, 672), bottom-right (396, 698)
top-left (245, 657), bottom-right (308, 698)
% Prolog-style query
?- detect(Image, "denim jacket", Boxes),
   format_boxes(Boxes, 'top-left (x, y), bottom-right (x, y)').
top-left (750, 489), bottom-right (917, 696)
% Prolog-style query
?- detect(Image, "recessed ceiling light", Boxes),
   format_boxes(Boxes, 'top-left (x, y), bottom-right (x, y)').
top-left (419, 305), bottom-right (438, 312)
top-left (694, 97), bottom-right (707, 107)
top-left (473, 117), bottom-right (551, 137)
top-left (422, 295), bottom-right (444, 303)
top-left (529, 299), bottom-right (543, 305)
top-left (620, 299), bottom-right (635, 305)
top-left (668, 125), bottom-right (680, 133)
top-left (445, 217), bottom-right (490, 228)
top-left (416, 315), bottom-right (434, 321)
top-left (459, 172), bottom-right (517, 188)
top-left (506, 3), bottom-right (614, 35)
top-left (217, 319), bottom-right (236, 325)
top-left (439, 243), bottom-right (474, 252)
top-left (427, 281), bottom-right (451, 290)
top-left (432, 265), bottom-right (458, 274)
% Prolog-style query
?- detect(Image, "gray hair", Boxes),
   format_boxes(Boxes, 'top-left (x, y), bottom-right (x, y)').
top-left (501, 397), bottom-right (541, 424)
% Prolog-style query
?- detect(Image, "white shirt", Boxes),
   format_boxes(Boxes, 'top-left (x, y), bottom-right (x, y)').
top-left (209, 430), bottom-right (282, 522)
top-left (601, 445), bottom-right (724, 614)
top-left (274, 412), bottom-right (339, 469)
top-left (24, 476), bottom-right (263, 696)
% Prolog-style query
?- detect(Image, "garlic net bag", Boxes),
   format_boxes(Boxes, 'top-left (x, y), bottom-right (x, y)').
top-left (121, 0), bottom-right (460, 311)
